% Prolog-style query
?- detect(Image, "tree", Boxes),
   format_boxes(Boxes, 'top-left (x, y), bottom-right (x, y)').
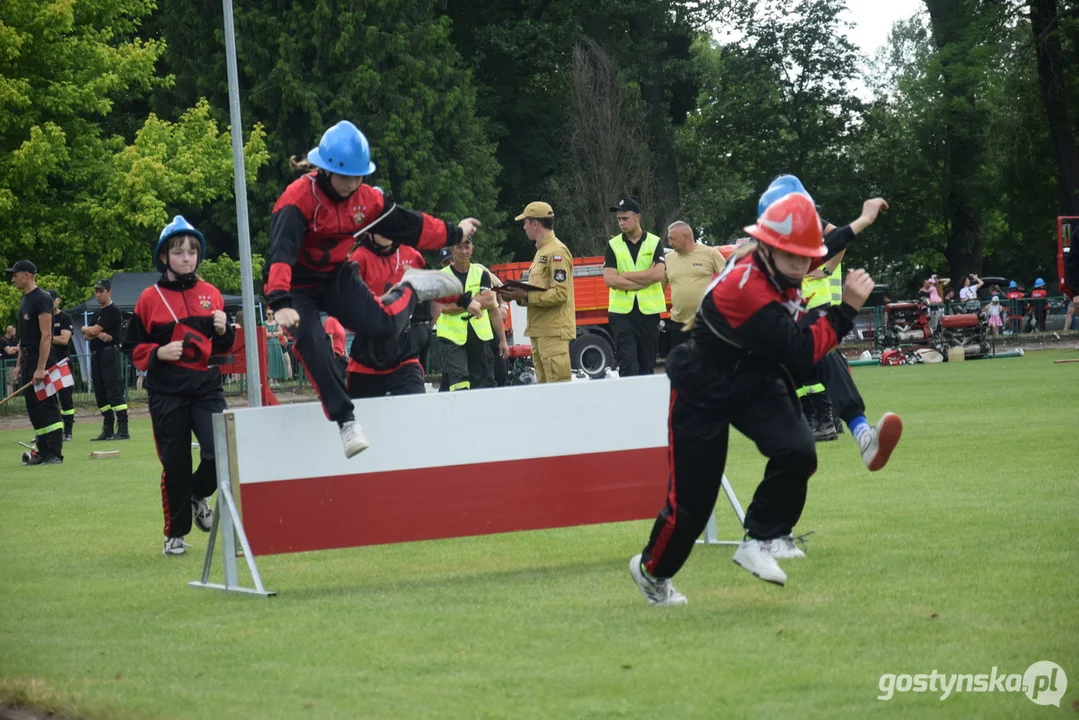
top-left (678, 0), bottom-right (865, 243)
top-left (0, 0), bottom-right (267, 327)
top-left (1030, 0), bottom-right (1079, 216)
top-left (442, 0), bottom-right (706, 259)
top-left (545, 41), bottom-right (663, 256)
top-left (152, 0), bottom-right (502, 264)
top-left (198, 252), bottom-right (265, 297)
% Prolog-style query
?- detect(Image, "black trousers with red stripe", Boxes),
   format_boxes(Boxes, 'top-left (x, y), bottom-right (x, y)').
top-left (641, 343), bottom-right (817, 579)
top-left (288, 263), bottom-right (417, 423)
top-left (150, 388), bottom-right (226, 538)
top-left (347, 362), bottom-right (426, 398)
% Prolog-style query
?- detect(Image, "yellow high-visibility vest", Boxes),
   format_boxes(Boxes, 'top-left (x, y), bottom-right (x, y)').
top-left (436, 264), bottom-right (493, 345)
top-left (803, 262), bottom-right (843, 310)
top-left (608, 233), bottom-right (666, 315)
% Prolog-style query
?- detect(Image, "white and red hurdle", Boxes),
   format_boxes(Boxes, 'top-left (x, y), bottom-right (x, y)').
top-left (190, 375), bottom-right (747, 596)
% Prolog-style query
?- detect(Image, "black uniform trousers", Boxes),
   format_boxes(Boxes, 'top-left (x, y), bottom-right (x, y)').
top-left (665, 320), bottom-right (692, 354)
top-left (489, 337), bottom-right (508, 387)
top-left (287, 263), bottom-right (417, 424)
top-left (610, 310), bottom-right (660, 376)
top-left (819, 349), bottom-right (865, 426)
top-left (150, 388), bottom-right (226, 538)
top-left (437, 325), bottom-right (494, 391)
top-left (20, 349), bottom-right (64, 459)
top-left (58, 383), bottom-right (75, 434)
top-left (641, 344), bottom-right (816, 579)
top-left (91, 345), bottom-right (127, 422)
top-left (347, 362), bottom-right (426, 398)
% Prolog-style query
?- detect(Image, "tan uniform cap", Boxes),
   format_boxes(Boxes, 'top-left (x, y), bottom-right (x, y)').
top-left (514, 201), bottom-right (554, 221)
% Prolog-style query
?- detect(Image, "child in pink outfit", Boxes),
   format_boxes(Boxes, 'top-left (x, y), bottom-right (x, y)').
top-left (984, 295), bottom-right (1003, 337)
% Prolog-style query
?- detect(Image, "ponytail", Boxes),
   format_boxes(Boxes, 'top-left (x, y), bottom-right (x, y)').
top-left (290, 155), bottom-right (315, 173)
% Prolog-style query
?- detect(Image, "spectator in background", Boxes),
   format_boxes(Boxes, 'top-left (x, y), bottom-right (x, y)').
top-left (603, 197), bottom-right (666, 376)
top-left (1005, 281), bottom-right (1025, 334)
top-left (264, 309), bottom-right (291, 385)
top-left (324, 315), bottom-right (348, 379)
top-left (1029, 278), bottom-right (1049, 332)
top-left (0, 325), bottom-right (16, 396)
top-left (919, 276), bottom-right (944, 330)
top-left (958, 274), bottom-right (983, 301)
top-left (984, 296), bottom-right (1004, 338)
top-left (48, 290), bottom-right (76, 440)
top-left (663, 221), bottom-right (725, 353)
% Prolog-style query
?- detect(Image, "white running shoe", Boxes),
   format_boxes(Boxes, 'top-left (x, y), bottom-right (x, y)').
top-left (858, 412), bottom-right (903, 471)
top-left (401, 268), bottom-right (463, 302)
top-left (733, 539), bottom-right (787, 586)
top-left (768, 535), bottom-right (806, 559)
top-left (340, 420), bottom-right (370, 459)
top-left (163, 537), bottom-right (190, 557)
top-left (192, 497), bottom-right (213, 533)
top-left (628, 554), bottom-right (688, 606)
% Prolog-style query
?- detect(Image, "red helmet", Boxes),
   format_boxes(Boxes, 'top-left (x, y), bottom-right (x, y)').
top-left (743, 193), bottom-right (826, 258)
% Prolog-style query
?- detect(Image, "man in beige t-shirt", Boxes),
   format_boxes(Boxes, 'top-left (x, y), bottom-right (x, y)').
top-left (663, 221), bottom-right (725, 350)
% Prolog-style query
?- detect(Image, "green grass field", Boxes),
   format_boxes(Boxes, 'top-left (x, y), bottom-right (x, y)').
top-left (2, 351), bottom-right (1077, 719)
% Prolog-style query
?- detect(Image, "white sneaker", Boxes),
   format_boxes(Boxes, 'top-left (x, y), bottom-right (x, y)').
top-left (192, 497), bottom-right (213, 532)
top-left (858, 412), bottom-right (903, 471)
top-left (401, 268), bottom-right (463, 302)
top-left (768, 535), bottom-right (806, 559)
top-left (628, 554), bottom-right (688, 606)
top-left (163, 537), bottom-right (190, 556)
top-left (733, 540), bottom-right (787, 586)
top-left (340, 420), bottom-right (370, 458)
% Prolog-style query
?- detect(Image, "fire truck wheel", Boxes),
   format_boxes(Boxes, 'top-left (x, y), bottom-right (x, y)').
top-left (570, 333), bottom-right (614, 379)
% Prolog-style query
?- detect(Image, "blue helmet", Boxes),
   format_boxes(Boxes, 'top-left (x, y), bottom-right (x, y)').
top-left (154, 215), bottom-right (207, 272)
top-left (1034, 277), bottom-right (1046, 288)
top-left (758, 174), bottom-right (814, 218)
top-left (307, 121), bottom-right (376, 177)
top-left (1008, 280), bottom-right (1018, 289)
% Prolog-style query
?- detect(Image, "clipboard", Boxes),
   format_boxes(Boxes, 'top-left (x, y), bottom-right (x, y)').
top-left (495, 280), bottom-right (544, 293)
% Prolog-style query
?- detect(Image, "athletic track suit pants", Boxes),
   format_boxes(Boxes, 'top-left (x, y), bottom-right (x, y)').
top-left (150, 389), bottom-right (226, 539)
top-left (287, 262), bottom-right (417, 424)
top-left (640, 344), bottom-right (817, 579)
top-left (20, 348), bottom-right (63, 459)
top-left (347, 362), bottom-right (426, 398)
top-left (92, 345), bottom-right (128, 428)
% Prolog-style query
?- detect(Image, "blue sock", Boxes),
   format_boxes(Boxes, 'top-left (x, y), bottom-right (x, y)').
top-left (848, 415), bottom-right (869, 437)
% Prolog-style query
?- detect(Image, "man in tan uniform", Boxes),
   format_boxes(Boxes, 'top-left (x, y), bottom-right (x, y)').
top-left (663, 221), bottom-right (725, 351)
top-left (500, 202), bottom-right (575, 383)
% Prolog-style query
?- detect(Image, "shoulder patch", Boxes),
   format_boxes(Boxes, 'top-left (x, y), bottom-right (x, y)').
top-left (554, 269), bottom-right (567, 282)
top-left (539, 255), bottom-right (548, 264)
top-left (552, 255), bottom-right (562, 262)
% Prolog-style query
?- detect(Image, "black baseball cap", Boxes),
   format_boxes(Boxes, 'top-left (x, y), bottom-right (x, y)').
top-left (47, 290), bottom-right (60, 300)
top-left (94, 278), bottom-right (112, 291)
top-left (5, 259), bottom-right (37, 274)
top-left (439, 247), bottom-right (454, 266)
top-left (609, 198), bottom-right (642, 214)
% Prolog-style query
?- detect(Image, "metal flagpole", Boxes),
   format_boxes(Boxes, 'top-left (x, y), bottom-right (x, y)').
top-left (222, 0), bottom-right (261, 409)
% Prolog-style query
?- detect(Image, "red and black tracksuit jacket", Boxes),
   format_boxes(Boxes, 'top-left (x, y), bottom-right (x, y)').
top-left (263, 172), bottom-right (462, 310)
top-left (346, 243), bottom-right (428, 374)
top-left (126, 276), bottom-right (236, 392)
top-left (689, 253), bottom-right (858, 392)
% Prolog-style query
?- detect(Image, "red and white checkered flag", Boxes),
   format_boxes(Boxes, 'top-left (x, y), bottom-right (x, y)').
top-left (33, 358), bottom-right (75, 401)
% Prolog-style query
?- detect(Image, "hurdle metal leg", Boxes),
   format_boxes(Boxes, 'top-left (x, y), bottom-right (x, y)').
top-left (189, 411), bottom-right (275, 597)
top-left (696, 474), bottom-right (747, 546)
